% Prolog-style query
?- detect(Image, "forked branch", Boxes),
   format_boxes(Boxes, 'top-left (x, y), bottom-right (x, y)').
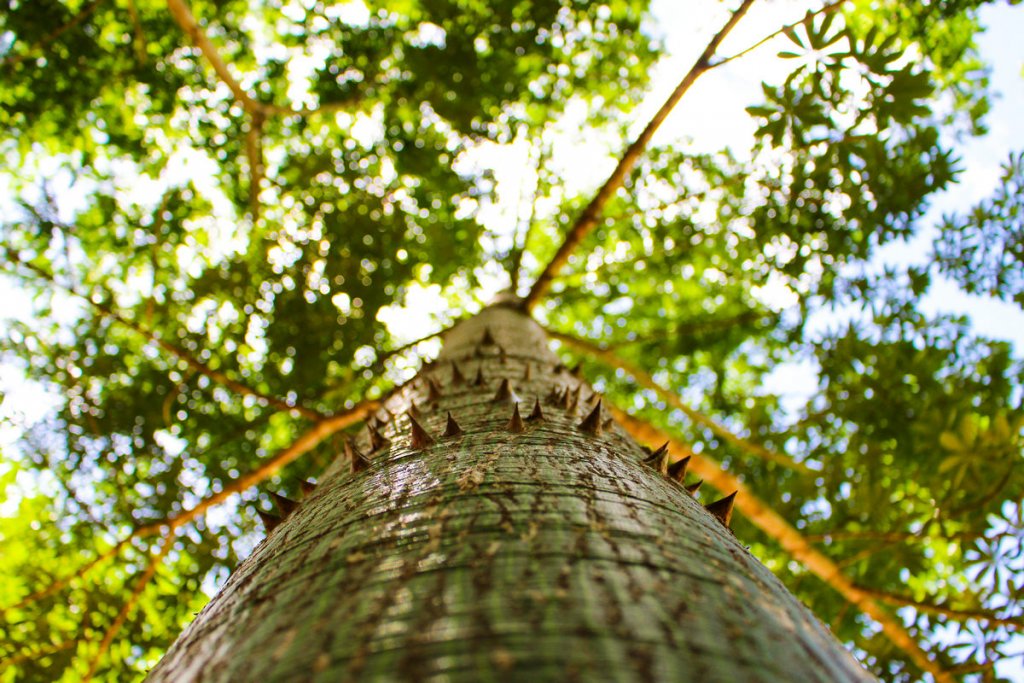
top-left (551, 328), bottom-right (812, 474)
top-left (3, 250), bottom-right (325, 420)
top-left (853, 585), bottom-right (1023, 631)
top-left (82, 537), bottom-right (173, 682)
top-left (0, 0), bottom-right (106, 67)
top-left (523, 0), bottom-right (756, 311)
top-left (165, 0), bottom-right (352, 119)
top-left (712, 0), bottom-right (849, 67)
top-left (2, 400), bottom-right (376, 613)
top-left (611, 407), bottom-right (954, 683)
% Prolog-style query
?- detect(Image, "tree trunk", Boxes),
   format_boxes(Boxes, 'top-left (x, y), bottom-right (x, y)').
top-left (148, 299), bottom-right (872, 682)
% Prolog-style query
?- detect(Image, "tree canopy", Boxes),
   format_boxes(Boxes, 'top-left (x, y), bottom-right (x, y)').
top-left (0, 0), bottom-right (1021, 681)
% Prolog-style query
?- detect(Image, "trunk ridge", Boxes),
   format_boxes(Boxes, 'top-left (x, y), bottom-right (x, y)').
top-left (148, 303), bottom-right (872, 682)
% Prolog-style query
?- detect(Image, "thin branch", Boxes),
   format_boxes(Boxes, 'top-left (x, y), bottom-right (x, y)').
top-left (508, 132), bottom-right (551, 292)
top-left (0, 637), bottom-right (78, 668)
top-left (551, 328), bottom-right (812, 474)
top-left (854, 585), bottom-right (1024, 631)
top-left (124, 0), bottom-right (148, 63)
top-left (367, 326), bottom-right (451, 375)
top-left (165, 0), bottom-right (264, 115)
top-left (3, 540), bottom-right (133, 613)
top-left (711, 0), bottom-right (849, 68)
top-left (3, 250), bottom-right (325, 420)
top-left (165, 0), bottom-right (353, 119)
top-left (805, 529), bottom-right (986, 544)
top-left (0, 0), bottom-right (106, 67)
top-left (245, 111), bottom-right (266, 220)
top-left (606, 310), bottom-right (765, 351)
top-left (609, 406), bottom-right (954, 683)
top-left (1, 399), bottom-right (376, 614)
top-left (82, 536), bottom-right (173, 682)
top-left (522, 0), bottom-right (757, 312)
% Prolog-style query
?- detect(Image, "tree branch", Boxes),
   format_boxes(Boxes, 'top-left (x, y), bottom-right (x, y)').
top-left (0, 0), bottom-right (106, 67)
top-left (605, 310), bottom-right (765, 351)
top-left (165, 0), bottom-right (353, 119)
top-left (125, 0), bottom-right (148, 63)
top-left (854, 585), bottom-right (1024, 631)
top-left (245, 111), bottom-right (265, 220)
top-left (82, 537), bottom-right (173, 682)
top-left (1, 399), bottom-right (376, 614)
top-left (551, 328), bottom-right (812, 474)
top-left (508, 131), bottom-right (551, 292)
top-left (711, 0), bottom-right (849, 68)
top-left (165, 0), bottom-right (264, 115)
top-left (3, 249), bottom-right (325, 420)
top-left (610, 406), bottom-right (954, 683)
top-left (522, 0), bottom-right (757, 311)
top-left (0, 637), bottom-right (78, 668)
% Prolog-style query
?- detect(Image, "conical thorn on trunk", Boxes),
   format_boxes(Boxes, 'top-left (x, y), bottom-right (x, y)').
top-left (408, 412), bottom-right (436, 449)
top-left (526, 398), bottom-right (544, 422)
top-left (346, 438), bottom-right (372, 472)
top-left (481, 327), bottom-right (496, 346)
top-left (367, 425), bottom-right (390, 452)
top-left (506, 402), bottom-right (526, 433)
top-left (566, 387), bottom-right (580, 413)
top-left (570, 363), bottom-right (583, 378)
top-left (257, 509), bottom-right (282, 532)
top-left (644, 442), bottom-right (670, 474)
top-left (492, 378), bottom-right (516, 403)
top-left (685, 479), bottom-right (703, 496)
top-left (451, 362), bottom-right (466, 385)
top-left (270, 492), bottom-right (299, 517)
top-left (443, 411), bottom-right (463, 437)
top-left (427, 378), bottom-right (443, 402)
top-left (578, 399), bottom-right (603, 435)
top-left (473, 367), bottom-right (486, 386)
top-left (668, 456), bottom-right (691, 484)
top-left (705, 491), bottom-right (737, 527)
top-left (300, 480), bottom-right (317, 497)
top-left (522, 363), bottom-right (531, 381)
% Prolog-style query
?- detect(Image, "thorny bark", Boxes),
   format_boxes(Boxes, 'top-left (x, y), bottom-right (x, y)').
top-left (612, 410), bottom-right (953, 683)
top-left (550, 328), bottom-right (812, 474)
top-left (148, 301), bottom-right (870, 682)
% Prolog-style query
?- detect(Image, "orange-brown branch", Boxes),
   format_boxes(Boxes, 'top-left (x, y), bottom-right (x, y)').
top-left (713, 0), bottom-right (849, 67)
top-left (82, 537), bottom-right (173, 681)
top-left (165, 0), bottom-right (352, 119)
top-left (854, 585), bottom-right (1024, 632)
top-left (1, 401), bottom-right (375, 613)
top-left (523, 0), bottom-right (756, 311)
top-left (0, 0), bottom-right (106, 67)
top-left (551, 328), bottom-right (811, 474)
top-left (610, 407), bottom-right (953, 683)
top-left (3, 250), bottom-right (325, 420)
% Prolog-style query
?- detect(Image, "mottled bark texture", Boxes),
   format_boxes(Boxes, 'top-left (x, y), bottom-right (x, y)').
top-left (148, 301), bottom-right (872, 682)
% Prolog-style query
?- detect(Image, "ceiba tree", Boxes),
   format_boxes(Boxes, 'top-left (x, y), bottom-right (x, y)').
top-left (149, 299), bottom-right (871, 682)
top-left (0, 0), bottom-right (1020, 681)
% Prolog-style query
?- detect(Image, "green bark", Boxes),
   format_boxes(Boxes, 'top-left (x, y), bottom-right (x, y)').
top-left (148, 300), bottom-right (872, 682)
